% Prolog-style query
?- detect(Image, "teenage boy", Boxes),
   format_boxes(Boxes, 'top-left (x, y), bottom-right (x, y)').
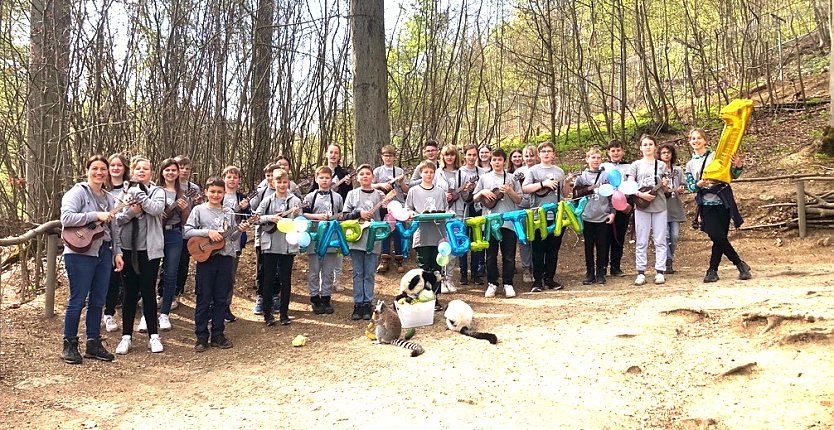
top-left (474, 149), bottom-right (522, 298)
top-left (406, 160), bottom-right (448, 311)
top-left (521, 141), bottom-right (574, 292)
top-left (410, 139), bottom-right (448, 189)
top-left (303, 166), bottom-right (344, 315)
top-left (221, 166), bottom-right (251, 322)
top-left (457, 144), bottom-right (485, 285)
top-left (183, 177), bottom-right (241, 352)
top-left (600, 140), bottom-right (632, 277)
top-left (249, 163), bottom-right (278, 315)
top-left (311, 145), bottom-right (351, 291)
top-left (173, 155), bottom-right (201, 303)
top-left (576, 148), bottom-right (615, 285)
top-left (372, 145), bottom-right (409, 274)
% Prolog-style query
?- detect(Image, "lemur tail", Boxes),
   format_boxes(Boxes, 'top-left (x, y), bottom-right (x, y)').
top-left (391, 339), bottom-right (425, 357)
top-left (460, 327), bottom-right (498, 344)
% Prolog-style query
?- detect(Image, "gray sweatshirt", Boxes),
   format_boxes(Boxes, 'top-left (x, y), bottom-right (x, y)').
top-left (183, 204), bottom-right (242, 257)
top-left (343, 188), bottom-right (385, 254)
top-left (574, 169), bottom-right (615, 223)
top-left (254, 192), bottom-right (301, 255)
top-left (60, 183), bottom-right (122, 257)
top-left (115, 183), bottom-right (166, 260)
top-left (405, 184), bottom-right (448, 247)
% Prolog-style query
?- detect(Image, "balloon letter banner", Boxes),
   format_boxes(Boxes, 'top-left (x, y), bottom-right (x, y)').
top-left (365, 221), bottom-right (391, 252)
top-left (485, 213), bottom-right (504, 242)
top-left (541, 203), bottom-right (560, 235)
top-left (395, 220), bottom-right (420, 258)
top-left (554, 201), bottom-right (584, 235)
top-left (464, 216), bottom-right (489, 251)
top-left (341, 220), bottom-right (362, 243)
top-left (316, 220), bottom-right (350, 257)
top-left (502, 210), bottom-right (529, 244)
top-left (566, 197), bottom-right (587, 233)
top-left (527, 208), bottom-right (548, 241)
top-left (301, 224), bottom-right (321, 252)
top-left (445, 219), bottom-right (471, 257)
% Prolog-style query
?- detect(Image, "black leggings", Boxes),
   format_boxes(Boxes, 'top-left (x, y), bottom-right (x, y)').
top-left (262, 253), bottom-right (295, 316)
top-left (121, 250), bottom-right (161, 336)
top-left (104, 269), bottom-right (123, 316)
top-left (701, 205), bottom-right (741, 271)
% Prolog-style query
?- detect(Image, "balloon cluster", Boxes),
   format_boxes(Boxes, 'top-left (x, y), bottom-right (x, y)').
top-left (595, 169), bottom-right (638, 211)
top-left (385, 201), bottom-right (411, 222)
top-left (279, 216), bottom-right (312, 247)
top-left (436, 240), bottom-right (452, 266)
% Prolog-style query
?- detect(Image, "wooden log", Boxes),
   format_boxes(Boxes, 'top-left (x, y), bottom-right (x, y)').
top-left (0, 220), bottom-right (62, 246)
top-left (45, 234), bottom-right (58, 318)
top-left (734, 173), bottom-right (830, 183)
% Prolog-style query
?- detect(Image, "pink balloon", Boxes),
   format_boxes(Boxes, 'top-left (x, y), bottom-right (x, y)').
top-left (384, 212), bottom-right (396, 230)
top-left (612, 190), bottom-right (628, 211)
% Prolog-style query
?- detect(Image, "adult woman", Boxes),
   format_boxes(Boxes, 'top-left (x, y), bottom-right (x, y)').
top-left (157, 158), bottom-right (188, 330)
top-left (115, 156), bottom-right (166, 354)
top-left (627, 135), bottom-right (670, 286)
top-left (658, 143), bottom-right (686, 274)
top-left (60, 155), bottom-right (124, 364)
top-left (103, 153), bottom-right (129, 333)
top-left (685, 129), bottom-right (751, 282)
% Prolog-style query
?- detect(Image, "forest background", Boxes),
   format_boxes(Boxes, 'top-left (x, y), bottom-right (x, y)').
top-left (1, 0), bottom-right (832, 294)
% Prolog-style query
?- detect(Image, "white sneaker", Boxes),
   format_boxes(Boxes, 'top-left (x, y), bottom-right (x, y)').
top-left (158, 314), bottom-right (172, 331)
top-left (104, 315), bottom-right (119, 332)
top-left (115, 335), bottom-right (131, 355)
top-left (170, 298), bottom-right (179, 311)
top-left (485, 283), bottom-right (498, 298)
top-left (138, 316), bottom-right (148, 333)
top-left (149, 334), bottom-right (164, 353)
top-left (654, 273), bottom-right (666, 284)
top-left (334, 283), bottom-right (345, 292)
top-left (504, 284), bottom-right (516, 298)
top-left (634, 274), bottom-right (646, 286)
top-left (522, 269), bottom-right (534, 283)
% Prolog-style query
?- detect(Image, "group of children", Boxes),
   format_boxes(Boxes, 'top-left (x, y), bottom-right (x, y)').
top-left (60, 130), bottom-right (751, 363)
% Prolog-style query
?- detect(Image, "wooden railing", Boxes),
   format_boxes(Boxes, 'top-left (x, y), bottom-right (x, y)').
top-left (0, 220), bottom-right (62, 317)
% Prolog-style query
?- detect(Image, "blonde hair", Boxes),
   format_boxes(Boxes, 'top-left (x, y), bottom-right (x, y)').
top-left (272, 168), bottom-right (289, 181)
top-left (315, 166), bottom-right (333, 177)
top-left (585, 147), bottom-right (602, 157)
top-left (416, 160), bottom-right (437, 173)
top-left (440, 144), bottom-right (461, 169)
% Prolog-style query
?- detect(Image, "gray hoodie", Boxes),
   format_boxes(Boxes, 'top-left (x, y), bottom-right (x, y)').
top-left (60, 183), bottom-right (122, 257)
top-left (115, 183), bottom-right (166, 260)
top-left (183, 204), bottom-right (242, 257)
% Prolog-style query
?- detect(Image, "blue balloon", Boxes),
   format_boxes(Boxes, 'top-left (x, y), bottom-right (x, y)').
top-left (444, 219), bottom-right (471, 257)
top-left (315, 220), bottom-right (350, 258)
top-left (395, 220), bottom-right (419, 259)
top-left (438, 241), bottom-right (452, 256)
top-left (502, 210), bottom-right (529, 245)
top-left (608, 169), bottom-right (622, 188)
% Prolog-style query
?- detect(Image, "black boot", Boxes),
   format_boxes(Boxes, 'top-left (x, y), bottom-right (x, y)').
top-left (279, 313), bottom-right (291, 325)
top-left (62, 337), bottom-right (82, 365)
top-left (322, 296), bottom-right (334, 314)
top-left (595, 267), bottom-right (607, 284)
top-left (362, 302), bottom-right (372, 321)
top-left (737, 261), bottom-right (752, 280)
top-left (84, 338), bottom-right (114, 362)
top-left (665, 259), bottom-right (675, 274)
top-left (703, 269), bottom-right (719, 283)
top-left (264, 312), bottom-right (276, 326)
top-left (582, 269), bottom-right (596, 285)
top-left (351, 304), bottom-right (362, 321)
top-left (311, 296), bottom-right (325, 315)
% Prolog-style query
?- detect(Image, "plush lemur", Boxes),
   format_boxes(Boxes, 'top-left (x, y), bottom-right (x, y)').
top-left (444, 299), bottom-right (498, 344)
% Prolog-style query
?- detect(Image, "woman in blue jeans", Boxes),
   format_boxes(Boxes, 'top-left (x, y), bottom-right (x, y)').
top-left (157, 158), bottom-right (188, 330)
top-left (60, 155), bottom-right (124, 364)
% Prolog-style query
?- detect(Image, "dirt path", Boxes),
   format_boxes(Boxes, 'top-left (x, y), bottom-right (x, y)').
top-left (2, 208), bottom-right (834, 430)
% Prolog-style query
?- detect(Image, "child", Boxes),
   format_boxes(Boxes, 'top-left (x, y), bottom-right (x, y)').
top-left (458, 144), bottom-right (485, 286)
top-left (302, 166), bottom-right (344, 314)
top-left (514, 145), bottom-right (538, 282)
top-left (474, 149), bottom-right (522, 298)
top-left (508, 148), bottom-right (524, 173)
top-left (521, 141), bottom-right (574, 292)
top-left (658, 143), bottom-right (686, 274)
top-left (685, 128), bottom-right (751, 282)
top-left (221, 165), bottom-right (252, 322)
top-left (627, 135), bottom-right (670, 285)
top-left (478, 144), bottom-right (492, 170)
top-left (183, 177), bottom-right (241, 351)
top-left (173, 155), bottom-right (201, 302)
top-left (438, 144), bottom-right (463, 293)
top-left (600, 140), bottom-right (631, 277)
top-left (406, 160), bottom-right (449, 311)
top-left (249, 163), bottom-right (278, 315)
top-left (372, 145), bottom-right (409, 274)
top-left (255, 168), bottom-right (301, 326)
top-left (103, 153), bottom-right (129, 334)
top-left (311, 145), bottom-right (352, 292)
top-left (574, 148), bottom-right (615, 285)
top-left (344, 164), bottom-right (391, 320)
top-left (410, 139), bottom-right (447, 189)
top-left (157, 158), bottom-right (188, 331)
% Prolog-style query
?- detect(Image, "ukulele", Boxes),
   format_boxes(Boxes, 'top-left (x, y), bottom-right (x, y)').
top-left (187, 214), bottom-right (260, 262)
top-left (357, 190), bottom-right (398, 233)
top-left (331, 171), bottom-right (357, 190)
top-left (533, 171), bottom-right (578, 198)
top-left (62, 196), bottom-right (138, 253)
top-left (570, 171), bottom-right (603, 199)
top-left (448, 174), bottom-right (479, 204)
top-left (161, 188), bottom-right (198, 220)
top-left (632, 171), bottom-right (678, 210)
top-left (233, 190), bottom-right (259, 213)
top-left (262, 201), bottom-right (311, 234)
top-left (481, 172), bottom-right (525, 210)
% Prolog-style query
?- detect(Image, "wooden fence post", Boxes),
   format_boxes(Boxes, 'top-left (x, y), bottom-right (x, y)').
top-left (45, 234), bottom-right (58, 317)
top-left (795, 180), bottom-right (806, 238)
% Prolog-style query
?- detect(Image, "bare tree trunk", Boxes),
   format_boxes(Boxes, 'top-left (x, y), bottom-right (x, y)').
top-left (250, 0), bottom-right (275, 188)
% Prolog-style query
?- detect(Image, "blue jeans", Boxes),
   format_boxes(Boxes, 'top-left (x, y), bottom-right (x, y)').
top-left (667, 221), bottom-right (681, 260)
top-left (63, 244), bottom-right (113, 340)
top-left (160, 228), bottom-right (183, 314)
top-left (380, 225), bottom-right (403, 256)
top-left (350, 250), bottom-right (379, 304)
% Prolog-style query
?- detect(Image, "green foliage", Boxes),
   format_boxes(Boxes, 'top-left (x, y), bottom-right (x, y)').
top-left (802, 55), bottom-right (829, 75)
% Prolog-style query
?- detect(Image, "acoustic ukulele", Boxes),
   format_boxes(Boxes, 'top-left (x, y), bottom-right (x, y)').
top-left (481, 172), bottom-right (525, 210)
top-left (62, 196), bottom-right (138, 253)
top-left (187, 214), bottom-right (260, 262)
top-left (632, 171), bottom-right (678, 210)
top-left (448, 174), bottom-right (479, 204)
top-left (262, 201), bottom-right (310, 234)
top-left (161, 188), bottom-right (198, 220)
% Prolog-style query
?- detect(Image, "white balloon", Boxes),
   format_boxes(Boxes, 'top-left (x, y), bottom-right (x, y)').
top-left (392, 208), bottom-right (410, 222)
top-left (286, 231), bottom-right (300, 245)
top-left (293, 217), bottom-right (309, 233)
top-left (387, 200), bottom-right (403, 212)
top-left (619, 180), bottom-right (639, 196)
top-left (598, 183), bottom-right (614, 197)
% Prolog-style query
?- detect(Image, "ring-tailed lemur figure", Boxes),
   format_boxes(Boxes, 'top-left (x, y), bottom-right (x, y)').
top-left (444, 299), bottom-right (498, 344)
top-left (373, 300), bottom-right (425, 357)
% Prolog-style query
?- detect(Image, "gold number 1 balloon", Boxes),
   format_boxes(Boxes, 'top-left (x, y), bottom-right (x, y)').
top-left (703, 99), bottom-right (753, 184)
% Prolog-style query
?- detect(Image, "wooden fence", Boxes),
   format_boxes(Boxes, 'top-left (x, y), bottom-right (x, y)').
top-left (0, 220), bottom-right (62, 317)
